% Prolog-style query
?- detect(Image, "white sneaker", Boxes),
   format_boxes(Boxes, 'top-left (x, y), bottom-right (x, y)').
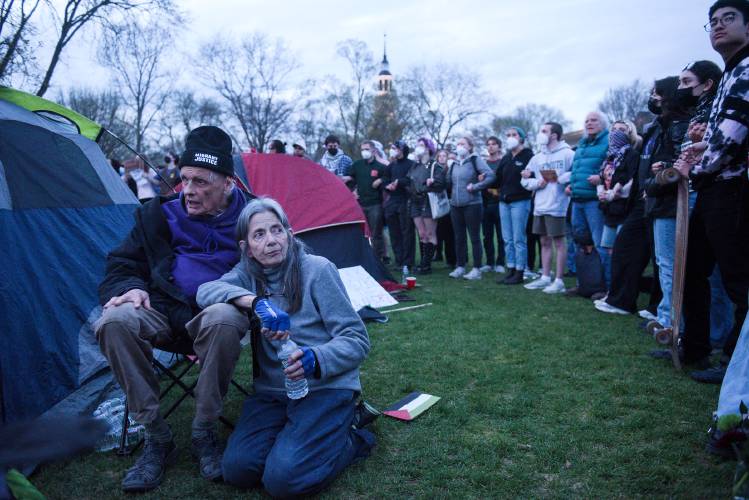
top-left (494, 265), bottom-right (505, 273)
top-left (524, 276), bottom-right (551, 290)
top-left (542, 279), bottom-right (566, 294)
top-left (479, 265), bottom-right (492, 273)
top-left (595, 301), bottom-right (630, 315)
top-left (449, 266), bottom-right (466, 279)
top-left (523, 269), bottom-right (539, 280)
top-left (463, 268), bottom-right (482, 280)
top-left (638, 309), bottom-right (657, 321)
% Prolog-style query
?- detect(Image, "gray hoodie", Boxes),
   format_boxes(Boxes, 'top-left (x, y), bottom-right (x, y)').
top-left (521, 141), bottom-right (575, 217)
top-left (196, 253), bottom-right (369, 395)
top-left (447, 153), bottom-right (497, 207)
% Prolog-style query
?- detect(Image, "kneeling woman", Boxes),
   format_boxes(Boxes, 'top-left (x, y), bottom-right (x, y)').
top-left (196, 197), bottom-right (374, 497)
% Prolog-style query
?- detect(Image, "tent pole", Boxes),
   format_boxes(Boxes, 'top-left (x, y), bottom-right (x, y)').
top-left (102, 129), bottom-right (177, 195)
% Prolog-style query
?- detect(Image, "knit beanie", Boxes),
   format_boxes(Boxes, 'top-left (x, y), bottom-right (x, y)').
top-left (181, 126), bottom-right (234, 177)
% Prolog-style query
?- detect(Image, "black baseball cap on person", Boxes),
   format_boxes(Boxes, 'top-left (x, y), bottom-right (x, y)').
top-left (181, 126), bottom-right (234, 177)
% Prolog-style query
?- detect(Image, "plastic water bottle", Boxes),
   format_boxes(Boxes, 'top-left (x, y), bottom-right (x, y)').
top-left (277, 339), bottom-right (309, 399)
top-left (402, 265), bottom-right (409, 284)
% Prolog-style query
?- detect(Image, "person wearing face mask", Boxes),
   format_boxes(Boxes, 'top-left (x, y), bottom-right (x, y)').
top-left (482, 136), bottom-right (506, 274)
top-left (596, 76), bottom-right (690, 318)
top-left (520, 122), bottom-right (575, 293)
top-left (267, 140), bottom-right (287, 154)
top-left (641, 63), bottom-right (722, 343)
top-left (158, 153), bottom-right (180, 196)
top-left (319, 134), bottom-right (353, 178)
top-left (381, 140), bottom-right (416, 273)
top-left (346, 140), bottom-right (387, 263)
top-left (434, 149), bottom-right (457, 267)
top-left (406, 138), bottom-right (446, 274)
top-left (446, 136), bottom-right (496, 280)
top-left (594, 121), bottom-right (640, 263)
top-left (495, 126), bottom-right (534, 284)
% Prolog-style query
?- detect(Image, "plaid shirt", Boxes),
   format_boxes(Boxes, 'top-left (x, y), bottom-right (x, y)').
top-left (319, 150), bottom-right (353, 177)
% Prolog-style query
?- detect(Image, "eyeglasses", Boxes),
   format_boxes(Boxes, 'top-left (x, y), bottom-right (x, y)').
top-left (704, 12), bottom-right (737, 32)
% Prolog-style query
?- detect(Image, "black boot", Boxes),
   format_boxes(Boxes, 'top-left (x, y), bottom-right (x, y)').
top-left (497, 268), bottom-right (516, 284)
top-left (504, 268), bottom-right (524, 285)
top-left (417, 243), bottom-right (434, 274)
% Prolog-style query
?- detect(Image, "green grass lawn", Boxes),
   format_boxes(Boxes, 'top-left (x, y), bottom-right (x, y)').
top-left (34, 260), bottom-right (734, 498)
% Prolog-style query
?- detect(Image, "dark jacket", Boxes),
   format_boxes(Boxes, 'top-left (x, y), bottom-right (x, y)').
top-left (496, 148), bottom-right (534, 203)
top-left (599, 147), bottom-right (640, 227)
top-left (382, 157), bottom-right (415, 206)
top-left (407, 161), bottom-right (446, 199)
top-left (641, 117), bottom-right (691, 218)
top-left (98, 191), bottom-right (252, 338)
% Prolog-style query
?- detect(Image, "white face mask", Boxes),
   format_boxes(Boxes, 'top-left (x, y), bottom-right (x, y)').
top-left (361, 149), bottom-right (372, 160)
top-left (414, 145), bottom-right (426, 157)
top-left (536, 132), bottom-right (549, 146)
top-left (119, 167), bottom-right (125, 175)
top-left (505, 137), bottom-right (520, 150)
top-left (130, 169), bottom-right (143, 180)
top-left (389, 148), bottom-right (398, 158)
top-left (456, 145), bottom-right (468, 158)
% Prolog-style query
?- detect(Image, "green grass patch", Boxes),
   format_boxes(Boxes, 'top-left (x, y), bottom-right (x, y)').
top-left (33, 262), bottom-right (732, 498)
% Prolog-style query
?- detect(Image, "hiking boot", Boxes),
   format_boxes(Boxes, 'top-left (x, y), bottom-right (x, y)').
top-left (191, 429), bottom-right (224, 482)
top-left (463, 268), bottom-right (482, 280)
top-left (352, 400), bottom-right (381, 430)
top-left (648, 349), bottom-right (711, 370)
top-left (121, 438), bottom-right (178, 493)
top-left (449, 266), bottom-right (466, 279)
top-left (497, 268), bottom-right (515, 284)
top-left (504, 269), bottom-right (524, 285)
top-left (690, 364), bottom-right (728, 384)
top-left (542, 279), bottom-right (566, 294)
top-left (524, 275), bottom-right (551, 290)
top-left (595, 301), bottom-right (629, 315)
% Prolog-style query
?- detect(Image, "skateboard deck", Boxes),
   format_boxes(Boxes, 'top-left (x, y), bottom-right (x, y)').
top-left (654, 167), bottom-right (687, 370)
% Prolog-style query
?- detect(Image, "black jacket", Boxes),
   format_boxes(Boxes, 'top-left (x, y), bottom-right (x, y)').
top-left (642, 117), bottom-right (691, 218)
top-left (599, 147), bottom-right (640, 227)
top-left (382, 157), bottom-right (415, 205)
top-left (496, 148), bottom-right (534, 203)
top-left (98, 191), bottom-right (252, 338)
top-left (406, 161), bottom-right (446, 199)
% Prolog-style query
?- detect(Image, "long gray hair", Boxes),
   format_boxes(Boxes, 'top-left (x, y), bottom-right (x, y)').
top-left (235, 197), bottom-right (308, 313)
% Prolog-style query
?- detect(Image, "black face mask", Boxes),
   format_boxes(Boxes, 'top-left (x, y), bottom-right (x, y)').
top-left (675, 87), bottom-right (700, 108)
top-left (327, 147), bottom-right (338, 156)
top-left (647, 97), bottom-right (662, 115)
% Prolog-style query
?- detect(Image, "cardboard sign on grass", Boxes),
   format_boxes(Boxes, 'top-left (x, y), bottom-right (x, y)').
top-left (338, 266), bottom-right (398, 311)
top-left (383, 392), bottom-right (440, 421)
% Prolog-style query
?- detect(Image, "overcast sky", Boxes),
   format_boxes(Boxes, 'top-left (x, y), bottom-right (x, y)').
top-left (53, 0), bottom-right (720, 129)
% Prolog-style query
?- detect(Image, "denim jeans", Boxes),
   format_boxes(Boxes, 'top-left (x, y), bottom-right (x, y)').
top-left (499, 199), bottom-right (531, 270)
top-left (653, 217), bottom-right (675, 327)
top-left (571, 200), bottom-right (609, 287)
top-left (222, 390), bottom-right (375, 497)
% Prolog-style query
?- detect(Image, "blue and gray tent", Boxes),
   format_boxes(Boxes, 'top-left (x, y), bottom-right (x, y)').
top-left (0, 87), bottom-right (139, 424)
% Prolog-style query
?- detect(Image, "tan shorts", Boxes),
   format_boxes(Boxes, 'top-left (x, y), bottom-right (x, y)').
top-left (532, 215), bottom-right (566, 237)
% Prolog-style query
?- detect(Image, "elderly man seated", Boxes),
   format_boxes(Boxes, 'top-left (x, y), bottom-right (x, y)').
top-left (95, 126), bottom-right (250, 492)
top-left (197, 197), bottom-right (376, 498)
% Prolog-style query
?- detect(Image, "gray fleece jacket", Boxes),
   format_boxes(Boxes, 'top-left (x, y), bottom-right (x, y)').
top-left (446, 153), bottom-right (497, 207)
top-left (196, 253), bottom-right (370, 395)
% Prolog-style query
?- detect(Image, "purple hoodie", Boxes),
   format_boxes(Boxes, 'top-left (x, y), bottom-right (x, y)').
top-left (162, 188), bottom-right (245, 304)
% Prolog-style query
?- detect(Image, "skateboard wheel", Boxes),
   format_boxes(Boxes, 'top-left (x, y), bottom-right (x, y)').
top-left (655, 327), bottom-right (673, 345)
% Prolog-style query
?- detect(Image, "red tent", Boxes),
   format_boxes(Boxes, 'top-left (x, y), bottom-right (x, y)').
top-left (233, 153), bottom-right (388, 282)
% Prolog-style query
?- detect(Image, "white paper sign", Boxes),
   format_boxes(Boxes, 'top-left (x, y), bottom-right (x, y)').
top-left (338, 266), bottom-right (398, 311)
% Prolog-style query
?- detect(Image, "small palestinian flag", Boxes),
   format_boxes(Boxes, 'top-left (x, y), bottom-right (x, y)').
top-left (383, 392), bottom-right (440, 421)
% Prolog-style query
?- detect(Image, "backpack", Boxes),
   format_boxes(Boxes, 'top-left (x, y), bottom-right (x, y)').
top-left (575, 247), bottom-right (606, 298)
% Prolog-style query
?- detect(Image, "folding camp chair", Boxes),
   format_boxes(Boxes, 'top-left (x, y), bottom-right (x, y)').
top-left (117, 331), bottom-right (252, 455)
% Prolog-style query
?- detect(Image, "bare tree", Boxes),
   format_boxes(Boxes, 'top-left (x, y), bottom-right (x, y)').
top-left (0, 0), bottom-right (42, 85)
top-left (60, 86), bottom-right (133, 158)
top-left (35, 0), bottom-right (176, 97)
top-left (98, 19), bottom-right (173, 151)
top-left (158, 89), bottom-right (223, 152)
top-left (325, 39), bottom-right (376, 154)
top-left (199, 33), bottom-right (299, 151)
top-left (493, 103), bottom-right (571, 148)
top-left (399, 63), bottom-right (493, 148)
top-left (598, 79), bottom-right (650, 123)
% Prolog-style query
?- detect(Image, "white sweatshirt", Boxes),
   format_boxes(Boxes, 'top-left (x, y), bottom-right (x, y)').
top-left (520, 141), bottom-right (575, 217)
